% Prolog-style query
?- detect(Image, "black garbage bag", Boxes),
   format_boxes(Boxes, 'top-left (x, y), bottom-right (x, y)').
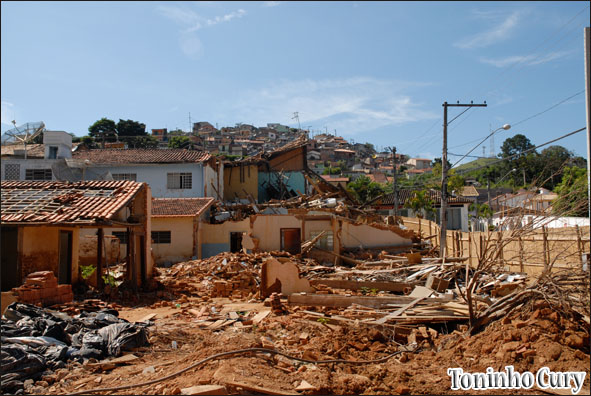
top-left (76, 310), bottom-right (124, 329)
top-left (97, 322), bottom-right (149, 356)
top-left (42, 321), bottom-right (69, 344)
top-left (0, 344), bottom-right (46, 383)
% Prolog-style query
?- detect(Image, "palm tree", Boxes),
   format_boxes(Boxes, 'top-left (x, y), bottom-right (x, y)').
top-left (404, 190), bottom-right (435, 235)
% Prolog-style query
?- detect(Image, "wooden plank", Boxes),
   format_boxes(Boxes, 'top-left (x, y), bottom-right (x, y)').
top-left (288, 293), bottom-right (449, 309)
top-left (251, 310), bottom-right (271, 324)
top-left (138, 313), bottom-right (157, 322)
top-left (309, 279), bottom-right (414, 293)
top-left (373, 295), bottom-right (429, 324)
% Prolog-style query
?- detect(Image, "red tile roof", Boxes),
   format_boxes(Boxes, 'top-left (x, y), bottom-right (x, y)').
top-left (72, 148), bottom-right (211, 164)
top-left (152, 197), bottom-right (214, 217)
top-left (1, 180), bottom-right (144, 225)
top-left (320, 175), bottom-right (349, 182)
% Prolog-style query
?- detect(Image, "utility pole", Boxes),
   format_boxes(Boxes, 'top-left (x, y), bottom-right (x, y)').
top-left (584, 27), bottom-right (591, 221)
top-left (391, 146), bottom-right (399, 217)
top-left (440, 101), bottom-right (487, 257)
top-left (189, 112), bottom-right (192, 133)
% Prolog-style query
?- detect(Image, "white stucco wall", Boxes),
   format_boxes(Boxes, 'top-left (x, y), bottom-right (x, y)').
top-left (1, 159), bottom-right (59, 180)
top-left (86, 163), bottom-right (205, 198)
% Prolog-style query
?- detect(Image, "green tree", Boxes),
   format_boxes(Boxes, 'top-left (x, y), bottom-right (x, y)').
top-left (346, 175), bottom-right (387, 204)
top-left (322, 167), bottom-right (342, 175)
top-left (88, 118), bottom-right (117, 147)
top-left (116, 119), bottom-right (146, 137)
top-left (500, 134), bottom-right (534, 158)
top-left (80, 136), bottom-right (96, 148)
top-left (431, 157), bottom-right (451, 169)
top-left (535, 145), bottom-right (573, 189)
top-left (122, 135), bottom-right (159, 148)
top-left (499, 134), bottom-right (538, 187)
top-left (168, 136), bottom-right (192, 149)
top-left (448, 174), bottom-right (465, 196)
top-left (553, 166), bottom-right (588, 217)
top-left (404, 190), bottom-right (435, 219)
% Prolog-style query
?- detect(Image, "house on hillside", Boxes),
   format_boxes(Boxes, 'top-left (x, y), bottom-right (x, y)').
top-left (1, 180), bottom-right (152, 291)
top-left (405, 158), bottom-right (432, 170)
top-left (71, 148), bottom-right (223, 200)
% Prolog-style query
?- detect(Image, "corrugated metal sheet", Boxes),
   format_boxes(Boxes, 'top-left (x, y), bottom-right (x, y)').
top-left (1, 180), bottom-right (144, 225)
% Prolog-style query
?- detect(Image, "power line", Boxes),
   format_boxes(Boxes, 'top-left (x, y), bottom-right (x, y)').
top-left (448, 89), bottom-right (585, 152)
top-left (447, 106), bottom-right (472, 125)
top-left (511, 89), bottom-right (585, 127)
top-left (454, 126), bottom-right (586, 174)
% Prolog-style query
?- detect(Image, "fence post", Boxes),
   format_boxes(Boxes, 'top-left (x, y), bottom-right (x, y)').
top-left (519, 236), bottom-right (524, 273)
top-left (576, 225), bottom-right (584, 268)
top-left (468, 233), bottom-right (472, 266)
top-left (542, 226), bottom-right (549, 273)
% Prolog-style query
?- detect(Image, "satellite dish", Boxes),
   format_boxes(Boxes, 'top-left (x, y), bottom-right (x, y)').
top-left (1, 121), bottom-right (45, 145)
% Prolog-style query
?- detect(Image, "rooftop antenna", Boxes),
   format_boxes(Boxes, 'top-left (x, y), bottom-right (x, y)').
top-left (189, 112), bottom-right (192, 133)
top-left (292, 112), bottom-right (301, 131)
top-left (3, 121), bottom-right (45, 160)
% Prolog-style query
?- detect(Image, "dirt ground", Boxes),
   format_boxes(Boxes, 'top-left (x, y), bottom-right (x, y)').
top-left (27, 292), bottom-right (589, 396)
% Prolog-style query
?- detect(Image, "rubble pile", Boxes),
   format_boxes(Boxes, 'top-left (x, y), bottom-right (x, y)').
top-left (157, 251), bottom-right (313, 299)
top-left (0, 302), bottom-right (150, 394)
top-left (9, 271), bottom-right (73, 307)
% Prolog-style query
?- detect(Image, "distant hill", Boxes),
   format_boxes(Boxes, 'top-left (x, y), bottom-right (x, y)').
top-left (454, 157), bottom-right (497, 172)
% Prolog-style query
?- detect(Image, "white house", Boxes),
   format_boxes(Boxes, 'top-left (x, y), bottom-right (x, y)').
top-left (71, 148), bottom-right (223, 199)
top-left (1, 131), bottom-right (73, 181)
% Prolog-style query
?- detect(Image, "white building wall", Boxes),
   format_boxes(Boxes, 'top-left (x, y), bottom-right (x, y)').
top-left (86, 163), bottom-right (205, 198)
top-left (1, 158), bottom-right (59, 180)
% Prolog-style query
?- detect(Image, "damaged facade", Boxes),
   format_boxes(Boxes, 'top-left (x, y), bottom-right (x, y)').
top-left (0, 180), bottom-right (152, 294)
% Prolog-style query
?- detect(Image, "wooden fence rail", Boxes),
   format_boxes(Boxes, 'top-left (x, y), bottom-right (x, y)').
top-left (400, 217), bottom-right (589, 275)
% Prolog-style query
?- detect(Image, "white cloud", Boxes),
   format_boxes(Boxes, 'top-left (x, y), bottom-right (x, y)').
top-left (454, 10), bottom-right (522, 49)
top-left (158, 5), bottom-right (247, 57)
top-left (219, 77), bottom-right (437, 136)
top-left (263, 1), bottom-right (281, 7)
top-left (479, 50), bottom-right (572, 68)
top-left (1, 100), bottom-right (15, 125)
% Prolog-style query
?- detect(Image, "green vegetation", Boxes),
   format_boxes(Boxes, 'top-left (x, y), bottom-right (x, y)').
top-left (404, 190), bottom-right (435, 219)
top-left (346, 175), bottom-right (392, 204)
top-left (168, 136), bottom-right (192, 149)
top-left (553, 167), bottom-right (588, 217)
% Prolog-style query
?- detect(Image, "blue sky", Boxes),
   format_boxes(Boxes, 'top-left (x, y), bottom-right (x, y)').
top-left (1, 1), bottom-right (589, 163)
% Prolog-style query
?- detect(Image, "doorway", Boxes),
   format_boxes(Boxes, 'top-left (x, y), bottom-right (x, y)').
top-left (58, 230), bottom-right (72, 284)
top-left (230, 232), bottom-right (243, 253)
top-left (280, 228), bottom-right (301, 254)
top-left (1, 227), bottom-right (19, 291)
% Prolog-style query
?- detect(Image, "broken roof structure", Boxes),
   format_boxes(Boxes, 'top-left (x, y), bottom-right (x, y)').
top-left (1, 180), bottom-right (152, 292)
top-left (1, 180), bottom-right (145, 225)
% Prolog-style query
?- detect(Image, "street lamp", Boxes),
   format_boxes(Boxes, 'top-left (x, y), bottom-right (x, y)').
top-left (497, 168), bottom-right (517, 185)
top-left (451, 124), bottom-right (511, 169)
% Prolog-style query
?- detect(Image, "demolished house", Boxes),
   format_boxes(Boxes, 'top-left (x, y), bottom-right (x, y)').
top-left (1, 139), bottom-right (589, 396)
top-left (0, 180), bottom-right (153, 301)
top-left (223, 136), bottom-right (308, 204)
